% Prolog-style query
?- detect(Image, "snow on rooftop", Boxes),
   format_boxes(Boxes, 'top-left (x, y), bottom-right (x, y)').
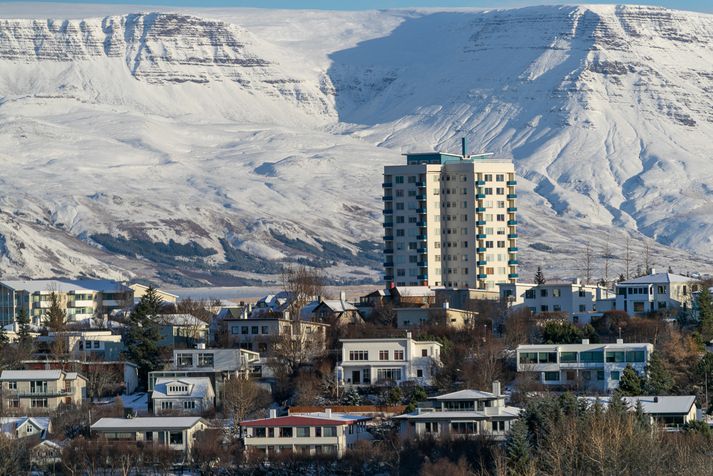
top-left (91, 417), bottom-right (204, 430)
top-left (618, 272), bottom-right (694, 285)
top-left (0, 279), bottom-right (130, 294)
top-left (0, 370), bottom-right (63, 380)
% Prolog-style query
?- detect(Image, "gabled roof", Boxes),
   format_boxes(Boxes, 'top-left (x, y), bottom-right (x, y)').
top-left (91, 417), bottom-right (204, 431)
top-left (394, 286), bottom-right (435, 297)
top-left (395, 407), bottom-right (522, 420)
top-left (430, 389), bottom-right (497, 401)
top-left (152, 377), bottom-right (213, 399)
top-left (157, 314), bottom-right (208, 328)
top-left (1, 416), bottom-right (50, 435)
top-left (289, 412), bottom-right (371, 423)
top-left (618, 273), bottom-right (693, 285)
top-left (314, 300), bottom-right (358, 313)
top-left (240, 415), bottom-right (358, 428)
top-left (0, 370), bottom-right (63, 380)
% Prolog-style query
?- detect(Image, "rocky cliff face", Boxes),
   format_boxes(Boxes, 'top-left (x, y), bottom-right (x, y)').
top-left (0, 6), bottom-right (712, 284)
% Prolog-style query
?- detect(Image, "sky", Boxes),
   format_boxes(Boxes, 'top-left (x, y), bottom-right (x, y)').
top-left (0, 0), bottom-right (712, 13)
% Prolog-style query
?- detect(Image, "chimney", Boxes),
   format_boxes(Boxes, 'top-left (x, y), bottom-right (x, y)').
top-left (653, 396), bottom-right (658, 403)
top-left (340, 291), bottom-right (346, 303)
top-left (581, 339), bottom-right (590, 345)
top-left (650, 268), bottom-right (656, 275)
top-left (325, 408), bottom-right (332, 418)
top-left (443, 301), bottom-right (449, 310)
top-left (575, 278), bottom-right (581, 285)
top-left (616, 338), bottom-right (624, 344)
top-left (492, 380), bottom-right (501, 397)
top-left (406, 331), bottom-right (412, 340)
top-left (269, 409), bottom-right (277, 419)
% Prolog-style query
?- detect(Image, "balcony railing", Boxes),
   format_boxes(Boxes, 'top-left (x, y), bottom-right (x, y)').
top-left (16, 389), bottom-right (71, 398)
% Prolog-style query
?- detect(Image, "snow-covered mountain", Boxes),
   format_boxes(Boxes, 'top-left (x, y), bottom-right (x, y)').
top-left (0, 4), bottom-right (712, 285)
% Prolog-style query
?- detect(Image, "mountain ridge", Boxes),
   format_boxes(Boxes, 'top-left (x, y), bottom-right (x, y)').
top-left (0, 5), bottom-right (712, 285)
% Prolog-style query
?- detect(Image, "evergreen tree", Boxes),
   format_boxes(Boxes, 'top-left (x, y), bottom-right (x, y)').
top-left (0, 324), bottom-right (8, 348)
top-left (16, 308), bottom-right (32, 345)
top-left (618, 274), bottom-right (626, 283)
top-left (698, 287), bottom-right (713, 341)
top-left (506, 419), bottom-right (533, 475)
top-left (634, 399), bottom-right (650, 430)
top-left (44, 291), bottom-right (66, 332)
top-left (644, 352), bottom-right (674, 395)
top-left (608, 391), bottom-right (629, 417)
top-left (123, 287), bottom-right (163, 389)
top-left (618, 365), bottom-right (644, 396)
top-left (534, 267), bottom-right (546, 285)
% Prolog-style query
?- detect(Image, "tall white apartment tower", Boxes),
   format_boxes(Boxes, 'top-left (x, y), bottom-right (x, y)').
top-left (383, 140), bottom-right (518, 290)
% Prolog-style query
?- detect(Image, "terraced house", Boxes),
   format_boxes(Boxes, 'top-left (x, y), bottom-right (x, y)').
top-left (0, 279), bottom-right (133, 326)
top-left (0, 369), bottom-right (87, 412)
top-left (516, 339), bottom-right (653, 392)
top-left (383, 140), bottom-right (518, 291)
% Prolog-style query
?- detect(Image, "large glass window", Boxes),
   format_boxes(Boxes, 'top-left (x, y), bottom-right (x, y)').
top-left (176, 354), bottom-right (193, 367)
top-left (560, 352), bottom-right (578, 363)
top-left (197, 353), bottom-right (214, 367)
top-left (580, 351), bottom-right (604, 363)
top-left (169, 432), bottom-right (183, 445)
top-left (296, 427), bottom-right (310, 437)
top-left (322, 426), bottom-right (337, 437)
top-left (544, 371), bottom-right (559, 381)
top-left (349, 350), bottom-right (368, 361)
top-left (519, 352), bottom-right (538, 364)
top-left (606, 351), bottom-right (625, 363)
top-left (538, 352), bottom-right (557, 363)
top-left (626, 350), bottom-right (646, 363)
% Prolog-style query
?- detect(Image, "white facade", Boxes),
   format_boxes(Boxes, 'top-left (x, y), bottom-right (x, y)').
top-left (241, 409), bottom-right (371, 458)
top-left (396, 382), bottom-right (521, 441)
top-left (338, 332), bottom-right (441, 386)
top-left (614, 271), bottom-right (699, 316)
top-left (383, 148), bottom-right (517, 291)
top-left (580, 395), bottom-right (697, 428)
top-left (499, 280), bottom-right (613, 317)
top-left (152, 377), bottom-right (215, 415)
top-left (516, 340), bottom-right (653, 392)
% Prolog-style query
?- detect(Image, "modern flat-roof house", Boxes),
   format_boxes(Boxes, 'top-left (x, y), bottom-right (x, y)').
top-left (0, 369), bottom-right (87, 412)
top-left (240, 409), bottom-right (372, 458)
top-left (129, 284), bottom-right (179, 305)
top-left (338, 332), bottom-right (442, 387)
top-left (395, 304), bottom-right (478, 329)
top-left (152, 377), bottom-right (215, 416)
top-left (579, 395), bottom-right (697, 429)
top-left (498, 280), bottom-right (612, 318)
top-left (516, 339), bottom-right (653, 392)
top-left (157, 314), bottom-right (209, 348)
top-left (37, 330), bottom-right (123, 360)
top-left (395, 382), bottom-right (521, 441)
top-left (91, 417), bottom-right (207, 453)
top-left (0, 279), bottom-right (133, 326)
top-left (0, 416), bottom-right (51, 439)
top-left (383, 144), bottom-right (518, 291)
top-left (614, 271), bottom-right (699, 316)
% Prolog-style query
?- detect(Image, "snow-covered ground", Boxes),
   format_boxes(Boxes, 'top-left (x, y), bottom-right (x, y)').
top-left (0, 4), bottom-right (712, 284)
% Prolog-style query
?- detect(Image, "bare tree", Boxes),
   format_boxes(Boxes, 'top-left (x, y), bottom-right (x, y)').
top-left (84, 363), bottom-right (121, 401)
top-left (269, 324), bottom-right (326, 376)
top-left (624, 236), bottom-right (632, 279)
top-left (222, 377), bottom-right (271, 435)
top-left (642, 240), bottom-right (653, 275)
top-left (582, 243), bottom-right (593, 284)
top-left (602, 237), bottom-right (611, 287)
top-left (282, 265), bottom-right (325, 321)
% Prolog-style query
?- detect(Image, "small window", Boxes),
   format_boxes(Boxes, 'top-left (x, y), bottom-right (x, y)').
top-left (379, 350), bottom-right (389, 360)
top-left (544, 372), bottom-right (559, 382)
top-left (611, 371), bottom-right (621, 381)
top-left (421, 349), bottom-right (428, 357)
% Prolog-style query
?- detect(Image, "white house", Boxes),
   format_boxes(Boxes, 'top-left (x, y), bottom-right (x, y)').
top-left (614, 271), bottom-right (699, 316)
top-left (338, 332), bottom-right (442, 386)
top-left (0, 416), bottom-right (51, 439)
top-left (152, 377), bottom-right (215, 415)
top-left (580, 395), bottom-right (697, 428)
top-left (516, 339), bottom-right (653, 392)
top-left (499, 280), bottom-right (612, 319)
top-left (90, 417), bottom-right (207, 453)
top-left (240, 409), bottom-right (371, 458)
top-left (395, 382), bottom-right (521, 441)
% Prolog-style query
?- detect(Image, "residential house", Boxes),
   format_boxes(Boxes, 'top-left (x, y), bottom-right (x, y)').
top-left (499, 280), bottom-right (612, 320)
top-left (30, 440), bottom-right (63, 468)
top-left (38, 330), bottom-right (123, 360)
top-left (614, 271), bottom-right (699, 316)
top-left (516, 339), bottom-right (653, 392)
top-left (240, 408), bottom-right (371, 458)
top-left (149, 347), bottom-right (261, 405)
top-left (217, 316), bottom-right (328, 354)
top-left (580, 395), bottom-right (697, 429)
top-left (90, 417), bottom-right (207, 453)
top-left (0, 416), bottom-right (51, 439)
top-left (152, 377), bottom-right (215, 415)
top-left (312, 293), bottom-right (364, 327)
top-left (0, 279), bottom-right (133, 326)
top-left (338, 332), bottom-right (442, 386)
top-left (396, 303), bottom-right (478, 329)
top-left (0, 369), bottom-right (87, 412)
top-left (391, 286), bottom-right (437, 307)
top-left (395, 382), bottom-right (521, 440)
top-left (23, 359), bottom-right (139, 395)
top-left (157, 314), bottom-right (209, 348)
top-left (129, 284), bottom-right (179, 305)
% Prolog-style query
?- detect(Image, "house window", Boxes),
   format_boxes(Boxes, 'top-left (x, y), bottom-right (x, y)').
top-left (417, 369), bottom-right (423, 378)
top-left (261, 326), bottom-right (269, 334)
top-left (424, 422), bottom-right (439, 433)
top-left (451, 422), bottom-right (476, 434)
top-left (606, 352), bottom-right (625, 363)
top-left (525, 290), bottom-right (535, 299)
top-left (31, 399), bottom-right (48, 408)
top-left (379, 350), bottom-right (389, 360)
top-left (280, 427), bottom-right (293, 438)
top-left (491, 421), bottom-right (505, 432)
top-left (323, 426), bottom-right (337, 437)
top-left (376, 368), bottom-right (402, 382)
top-left (349, 351), bottom-right (368, 361)
top-left (162, 401), bottom-right (173, 409)
top-left (626, 351), bottom-right (645, 363)
top-left (241, 327), bottom-right (249, 335)
top-left (8, 382), bottom-right (16, 390)
top-left (254, 427), bottom-right (266, 437)
top-left (552, 289), bottom-right (561, 297)
top-left (197, 353), bottom-right (214, 367)
top-left (560, 352), bottom-right (577, 363)
top-left (611, 371), bottom-right (621, 381)
top-left (251, 326), bottom-right (259, 334)
top-left (553, 305), bottom-right (561, 312)
top-left (231, 326), bottom-right (239, 335)
top-left (579, 304), bottom-right (586, 312)
top-left (394, 350), bottom-right (404, 360)
top-left (633, 302), bottom-right (645, 313)
top-left (296, 427), bottom-right (310, 437)
top-left (177, 354), bottom-right (193, 367)
top-left (169, 432), bottom-right (183, 445)
top-left (421, 349), bottom-right (428, 357)
top-left (315, 427), bottom-right (322, 437)
top-left (597, 371), bottom-right (605, 381)
top-left (540, 289), bottom-right (548, 297)
top-left (183, 401), bottom-right (196, 409)
top-left (540, 305), bottom-right (549, 312)
top-left (544, 372), bottom-right (559, 381)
